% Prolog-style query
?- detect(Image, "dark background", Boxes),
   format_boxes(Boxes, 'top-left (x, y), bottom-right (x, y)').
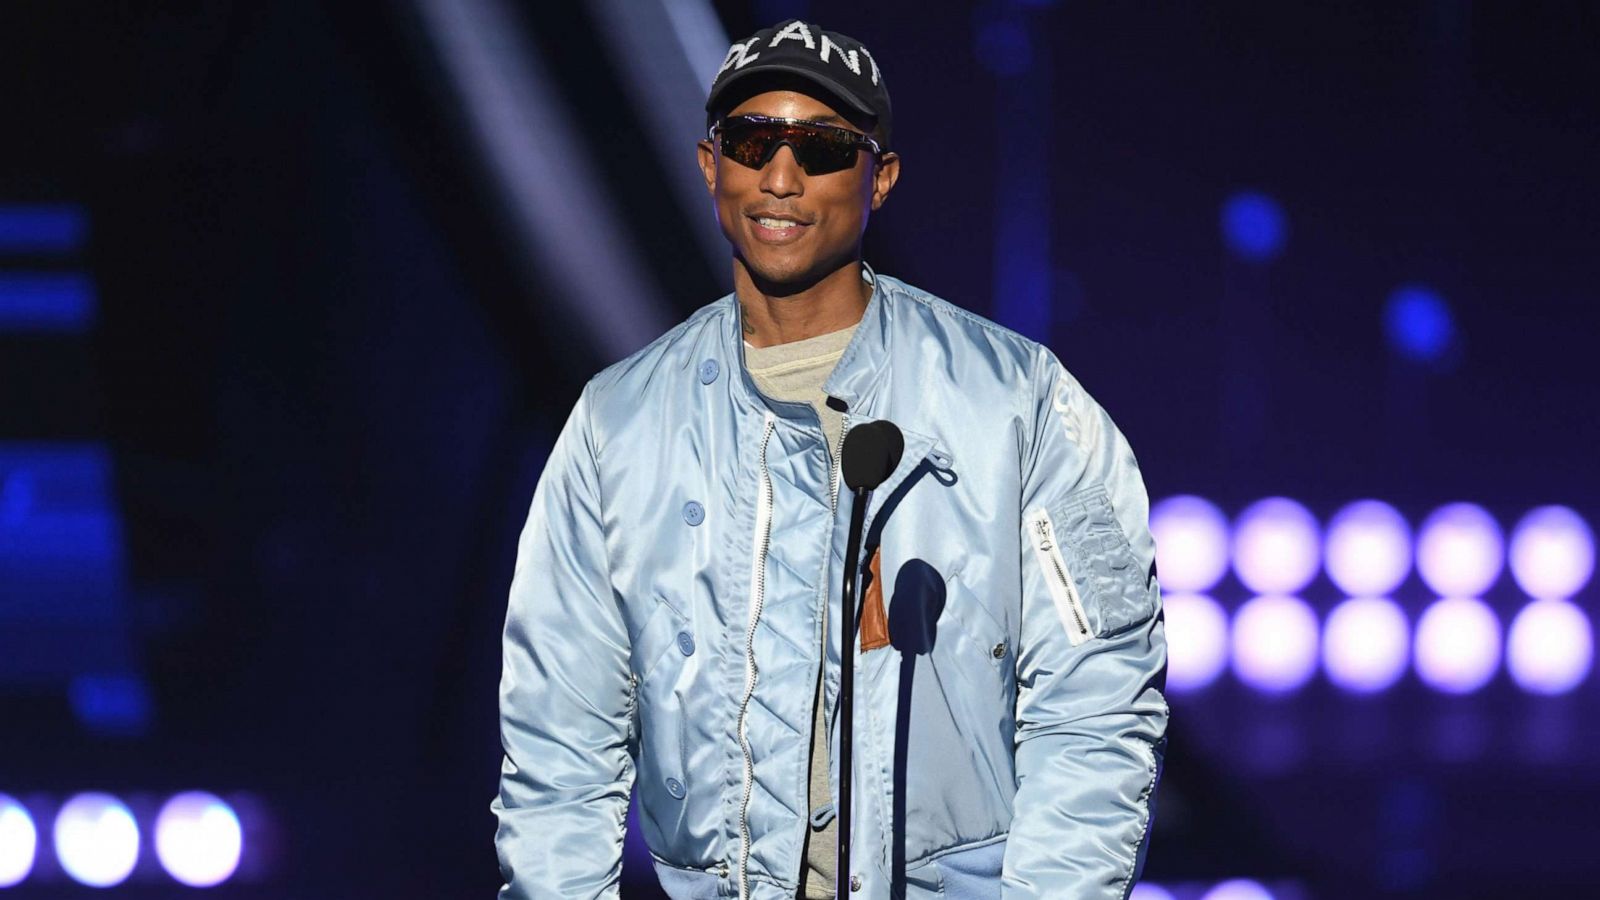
top-left (3, 1), bottom-right (1597, 896)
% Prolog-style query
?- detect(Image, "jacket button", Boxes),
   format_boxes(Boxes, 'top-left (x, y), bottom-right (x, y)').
top-left (992, 641), bottom-right (1006, 659)
top-left (665, 777), bottom-right (685, 799)
top-left (850, 874), bottom-right (862, 891)
top-left (677, 630), bottom-right (695, 656)
top-left (698, 358), bottom-right (720, 384)
top-left (682, 500), bottom-right (705, 526)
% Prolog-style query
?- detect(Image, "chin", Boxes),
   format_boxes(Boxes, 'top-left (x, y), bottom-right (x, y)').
top-left (742, 249), bottom-right (822, 290)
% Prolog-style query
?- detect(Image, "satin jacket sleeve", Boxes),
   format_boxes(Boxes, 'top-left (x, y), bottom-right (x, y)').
top-left (1002, 348), bottom-right (1169, 898)
top-left (492, 383), bottom-right (634, 899)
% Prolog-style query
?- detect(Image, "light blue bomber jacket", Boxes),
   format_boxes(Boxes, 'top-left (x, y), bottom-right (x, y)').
top-left (493, 269), bottom-right (1169, 899)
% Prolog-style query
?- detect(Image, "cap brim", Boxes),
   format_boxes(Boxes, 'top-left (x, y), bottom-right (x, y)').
top-left (705, 63), bottom-right (878, 123)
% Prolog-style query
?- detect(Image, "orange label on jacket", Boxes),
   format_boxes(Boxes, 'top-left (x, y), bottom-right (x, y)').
top-left (860, 546), bottom-right (890, 651)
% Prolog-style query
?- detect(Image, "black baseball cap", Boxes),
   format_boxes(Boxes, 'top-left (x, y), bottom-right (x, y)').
top-left (705, 20), bottom-right (892, 149)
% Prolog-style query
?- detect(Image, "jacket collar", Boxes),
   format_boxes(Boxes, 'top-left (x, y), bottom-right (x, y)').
top-left (723, 261), bottom-right (893, 423)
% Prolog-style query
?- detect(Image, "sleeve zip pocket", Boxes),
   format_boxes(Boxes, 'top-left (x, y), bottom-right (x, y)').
top-left (1026, 507), bottom-right (1094, 646)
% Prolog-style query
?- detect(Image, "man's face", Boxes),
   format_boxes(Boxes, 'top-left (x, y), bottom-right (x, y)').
top-left (698, 89), bottom-right (900, 291)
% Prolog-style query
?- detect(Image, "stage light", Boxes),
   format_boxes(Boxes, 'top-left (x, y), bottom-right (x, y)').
top-left (1384, 284), bottom-right (1455, 364)
top-left (1414, 597), bottom-right (1501, 694)
top-left (1231, 595), bottom-right (1319, 694)
top-left (0, 272), bottom-right (97, 333)
top-left (0, 794), bottom-right (36, 887)
top-left (1164, 593), bottom-right (1229, 692)
top-left (1416, 503), bottom-right (1503, 598)
top-left (1202, 879), bottom-right (1276, 900)
top-left (1323, 597), bottom-right (1410, 693)
top-left (0, 203), bottom-right (88, 254)
top-left (54, 792), bottom-right (139, 887)
top-left (975, 20), bottom-right (1033, 76)
top-left (1507, 600), bottom-right (1593, 695)
top-left (1509, 505), bottom-right (1594, 601)
top-left (1151, 495), bottom-right (1231, 592)
top-left (1325, 500), bottom-right (1412, 596)
top-left (1232, 497), bottom-right (1321, 595)
top-left (1130, 884), bottom-right (1176, 900)
top-left (156, 792), bottom-right (243, 887)
top-left (69, 673), bottom-right (153, 737)
top-left (1221, 192), bottom-right (1287, 262)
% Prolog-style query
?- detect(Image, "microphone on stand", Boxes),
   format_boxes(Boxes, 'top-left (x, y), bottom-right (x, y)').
top-left (836, 419), bottom-right (903, 897)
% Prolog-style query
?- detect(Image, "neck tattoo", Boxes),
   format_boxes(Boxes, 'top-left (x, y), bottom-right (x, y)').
top-left (740, 302), bottom-right (757, 335)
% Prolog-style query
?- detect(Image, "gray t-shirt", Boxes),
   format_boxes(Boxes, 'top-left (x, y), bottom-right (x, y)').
top-left (744, 321), bottom-right (858, 900)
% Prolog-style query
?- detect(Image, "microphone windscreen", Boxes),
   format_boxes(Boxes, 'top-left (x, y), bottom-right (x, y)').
top-left (843, 420), bottom-right (904, 490)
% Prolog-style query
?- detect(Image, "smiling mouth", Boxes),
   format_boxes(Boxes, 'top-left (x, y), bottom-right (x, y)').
top-left (748, 214), bottom-right (809, 244)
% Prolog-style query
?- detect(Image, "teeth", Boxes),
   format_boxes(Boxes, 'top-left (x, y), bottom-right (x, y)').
top-left (757, 217), bottom-right (799, 229)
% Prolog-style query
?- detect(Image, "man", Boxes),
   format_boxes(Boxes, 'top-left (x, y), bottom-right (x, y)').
top-left (492, 19), bottom-right (1167, 900)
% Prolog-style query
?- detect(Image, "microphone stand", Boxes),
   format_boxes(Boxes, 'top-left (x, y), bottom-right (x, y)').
top-left (833, 417), bottom-right (900, 897)
top-left (837, 483), bottom-right (871, 897)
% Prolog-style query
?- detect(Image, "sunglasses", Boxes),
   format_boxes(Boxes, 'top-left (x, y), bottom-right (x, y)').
top-left (709, 114), bottom-right (883, 176)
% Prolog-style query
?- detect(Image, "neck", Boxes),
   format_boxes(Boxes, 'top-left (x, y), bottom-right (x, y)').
top-left (734, 258), bottom-right (870, 348)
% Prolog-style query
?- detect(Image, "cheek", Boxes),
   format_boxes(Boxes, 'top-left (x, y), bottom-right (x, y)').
top-left (712, 165), bottom-right (756, 230)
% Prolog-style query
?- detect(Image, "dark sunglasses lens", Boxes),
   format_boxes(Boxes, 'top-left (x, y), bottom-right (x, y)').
top-left (719, 122), bottom-right (860, 175)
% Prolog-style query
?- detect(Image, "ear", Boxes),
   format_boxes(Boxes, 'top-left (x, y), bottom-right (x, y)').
top-left (697, 140), bottom-right (717, 196)
top-left (870, 152), bottom-right (901, 211)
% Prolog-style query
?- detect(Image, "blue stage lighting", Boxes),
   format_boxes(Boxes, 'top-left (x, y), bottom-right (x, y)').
top-left (975, 21), bottom-right (1033, 76)
top-left (55, 793), bottom-right (140, 887)
top-left (1417, 503), bottom-right (1503, 598)
top-left (1324, 597), bottom-right (1410, 694)
top-left (1232, 497), bottom-right (1321, 595)
top-left (0, 272), bottom-right (96, 332)
top-left (1325, 500), bottom-right (1413, 597)
top-left (1509, 505), bottom-right (1594, 601)
top-left (755, 0), bottom-right (810, 24)
top-left (0, 795), bottom-right (36, 887)
top-left (1508, 600), bottom-right (1592, 695)
top-left (1415, 597), bottom-right (1501, 694)
top-left (1165, 593), bottom-right (1229, 693)
top-left (1232, 595), bottom-right (1320, 694)
top-left (156, 792), bottom-right (244, 887)
top-left (1151, 495), bottom-right (1231, 593)
top-left (1384, 285), bottom-right (1455, 363)
top-left (1220, 192), bottom-right (1287, 262)
top-left (1203, 878), bottom-right (1277, 900)
top-left (0, 204), bottom-right (87, 254)
top-left (69, 674), bottom-right (154, 736)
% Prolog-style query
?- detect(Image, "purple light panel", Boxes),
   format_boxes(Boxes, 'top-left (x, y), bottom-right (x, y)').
top-left (1507, 599), bottom-right (1593, 695)
top-left (155, 792), bottom-right (244, 887)
top-left (1231, 595), bottom-right (1319, 693)
top-left (1417, 503), bottom-right (1504, 598)
top-left (1323, 597), bottom-right (1410, 693)
top-left (1164, 593), bottom-right (1230, 692)
top-left (0, 794), bottom-right (36, 887)
top-left (54, 792), bottom-right (139, 887)
top-left (1509, 505), bottom-right (1594, 601)
top-left (1202, 879), bottom-right (1277, 900)
top-left (1232, 498), bottom-right (1321, 595)
top-left (1414, 597), bottom-right (1501, 694)
top-left (1324, 500), bottom-right (1412, 596)
top-left (1151, 495), bottom-right (1231, 592)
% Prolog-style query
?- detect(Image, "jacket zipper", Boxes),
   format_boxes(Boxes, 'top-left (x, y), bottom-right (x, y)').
top-left (735, 413), bottom-right (776, 900)
top-left (822, 413), bottom-right (848, 765)
top-left (1026, 508), bottom-right (1093, 646)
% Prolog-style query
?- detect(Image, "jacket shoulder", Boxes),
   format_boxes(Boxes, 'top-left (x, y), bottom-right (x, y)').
top-left (879, 275), bottom-right (1052, 378)
top-left (584, 295), bottom-right (730, 405)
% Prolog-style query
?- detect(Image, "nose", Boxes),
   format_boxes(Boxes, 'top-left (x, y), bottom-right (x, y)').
top-left (759, 142), bottom-right (804, 198)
